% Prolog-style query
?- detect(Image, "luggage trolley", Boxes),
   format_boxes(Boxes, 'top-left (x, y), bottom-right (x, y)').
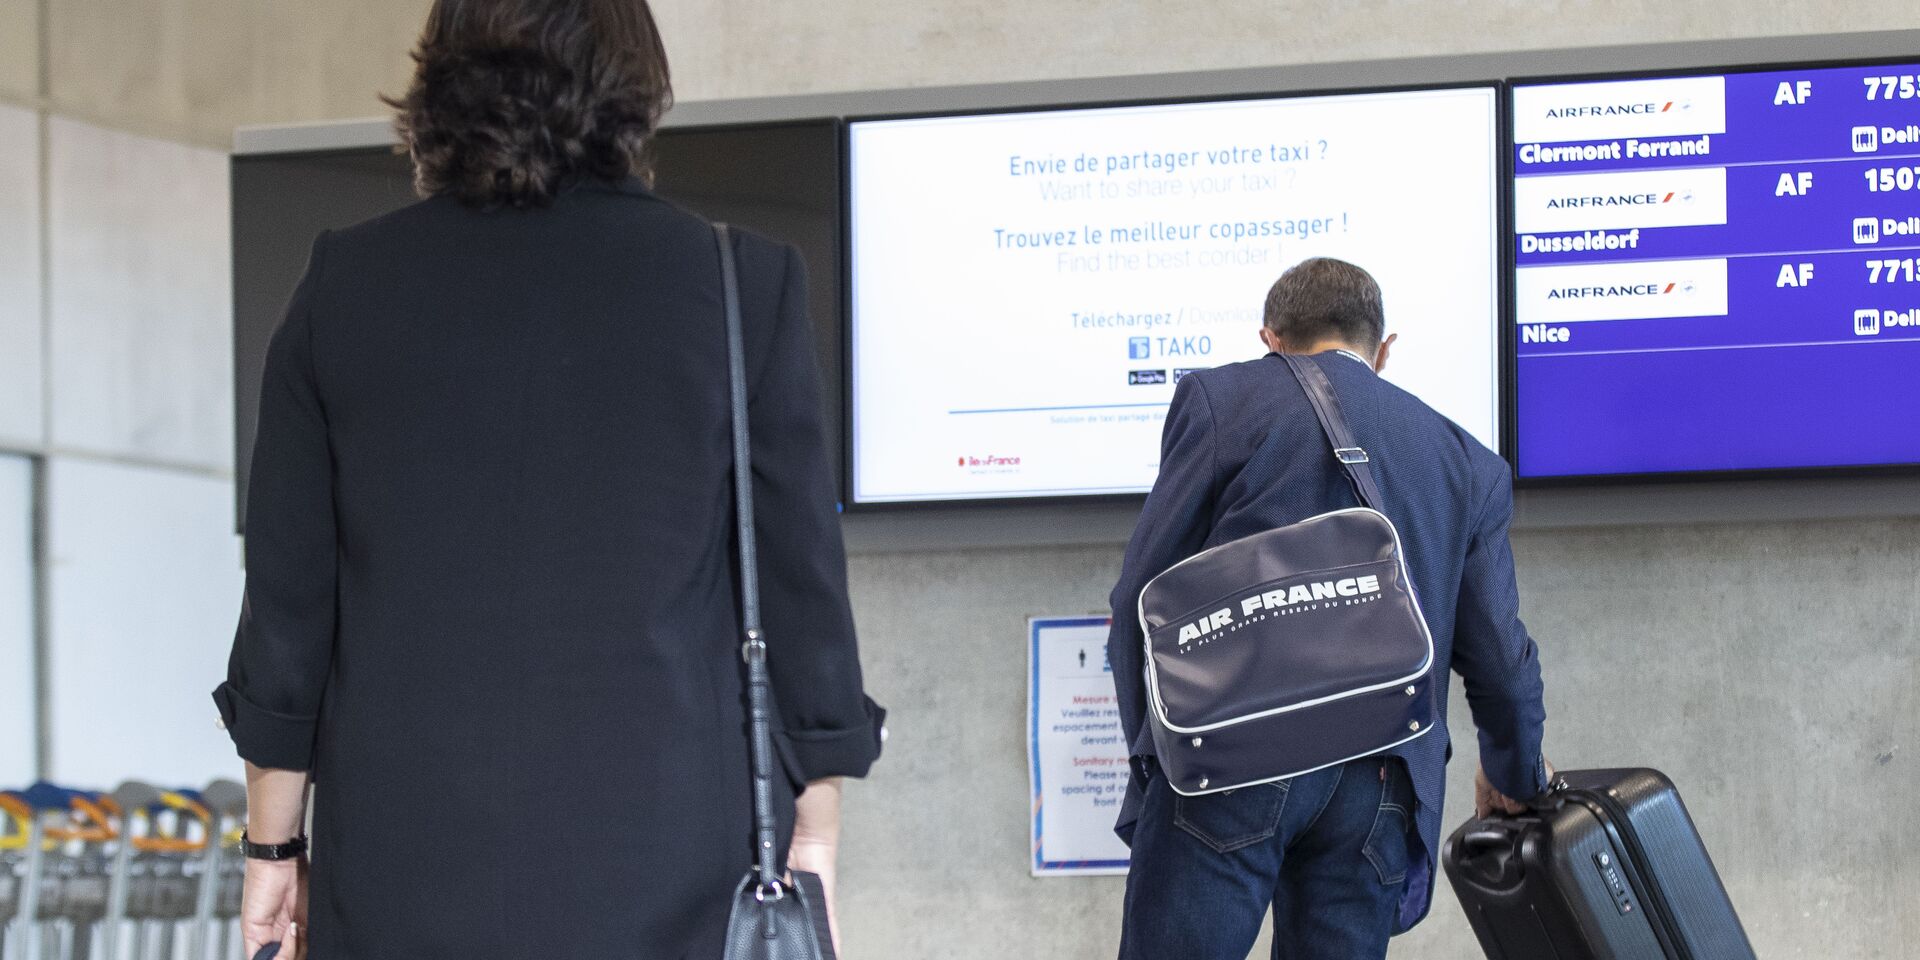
top-left (4, 779), bottom-right (251, 960)
top-left (118, 786), bottom-right (216, 960)
top-left (194, 782), bottom-right (247, 960)
top-left (0, 788), bottom-right (33, 959)
top-left (0, 784), bottom-right (119, 960)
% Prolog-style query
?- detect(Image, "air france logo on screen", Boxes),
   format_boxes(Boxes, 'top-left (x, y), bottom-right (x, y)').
top-left (1516, 168), bottom-right (1728, 237)
top-left (1514, 76), bottom-right (1726, 145)
top-left (1547, 281), bottom-right (1691, 299)
top-left (1516, 258), bottom-right (1730, 325)
top-left (1545, 101), bottom-right (1680, 117)
top-left (1543, 190), bottom-right (1687, 208)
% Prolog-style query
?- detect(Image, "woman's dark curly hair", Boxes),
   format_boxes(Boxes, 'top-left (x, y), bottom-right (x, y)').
top-left (385, 0), bottom-right (673, 208)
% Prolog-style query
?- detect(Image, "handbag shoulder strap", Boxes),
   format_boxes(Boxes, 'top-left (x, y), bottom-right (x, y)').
top-left (1280, 352), bottom-right (1386, 513)
top-left (717, 223), bottom-right (761, 634)
top-left (713, 222), bottom-right (782, 891)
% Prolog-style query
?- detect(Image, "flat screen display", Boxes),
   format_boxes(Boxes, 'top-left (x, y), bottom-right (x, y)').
top-left (1512, 62), bottom-right (1920, 479)
top-left (847, 86), bottom-right (1504, 505)
top-left (230, 120), bottom-right (845, 527)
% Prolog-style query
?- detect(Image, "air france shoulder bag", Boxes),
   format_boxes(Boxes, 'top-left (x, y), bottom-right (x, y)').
top-left (1137, 354), bottom-right (1436, 796)
top-left (713, 224), bottom-right (837, 960)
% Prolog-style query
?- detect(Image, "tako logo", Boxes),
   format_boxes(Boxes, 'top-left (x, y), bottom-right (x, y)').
top-left (1545, 190), bottom-right (1693, 210)
top-left (1175, 575), bottom-right (1383, 646)
top-left (1544, 100), bottom-right (1688, 119)
top-left (1545, 281), bottom-right (1693, 300)
top-left (1128, 335), bottom-right (1214, 358)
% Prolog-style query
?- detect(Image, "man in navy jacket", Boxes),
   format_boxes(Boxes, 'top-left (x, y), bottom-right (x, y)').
top-left (1106, 258), bottom-right (1550, 959)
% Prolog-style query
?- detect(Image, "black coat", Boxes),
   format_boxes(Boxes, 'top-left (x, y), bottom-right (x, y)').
top-left (214, 178), bottom-right (885, 958)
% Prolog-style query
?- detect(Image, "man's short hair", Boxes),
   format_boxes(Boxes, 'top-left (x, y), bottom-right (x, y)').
top-left (1262, 258), bottom-right (1385, 352)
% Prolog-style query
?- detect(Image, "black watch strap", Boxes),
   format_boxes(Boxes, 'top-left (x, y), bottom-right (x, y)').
top-left (241, 832), bottom-right (309, 861)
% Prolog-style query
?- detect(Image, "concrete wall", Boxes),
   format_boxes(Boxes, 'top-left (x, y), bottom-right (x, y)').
top-left (0, 0), bottom-right (37, 103)
top-left (1, 0), bottom-right (1916, 957)
top-left (1, 40), bottom-right (245, 789)
top-left (0, 456), bottom-right (33, 779)
top-left (0, 105), bottom-right (40, 449)
top-left (834, 524), bottom-right (1920, 958)
top-left (0, 103), bottom-right (246, 792)
top-left (16, 0), bottom-right (1920, 147)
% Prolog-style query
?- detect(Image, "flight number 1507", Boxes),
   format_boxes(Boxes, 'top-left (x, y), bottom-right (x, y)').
top-left (1867, 259), bottom-right (1920, 284)
top-left (1863, 75), bottom-right (1920, 100)
top-left (1865, 167), bottom-right (1920, 192)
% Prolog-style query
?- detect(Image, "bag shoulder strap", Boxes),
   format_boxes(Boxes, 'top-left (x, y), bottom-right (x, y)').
top-left (714, 223), bottom-right (782, 891)
top-left (717, 223), bottom-right (760, 633)
top-left (1280, 353), bottom-right (1386, 513)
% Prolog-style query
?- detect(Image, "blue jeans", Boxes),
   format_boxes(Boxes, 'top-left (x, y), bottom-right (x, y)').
top-left (1119, 757), bottom-right (1416, 960)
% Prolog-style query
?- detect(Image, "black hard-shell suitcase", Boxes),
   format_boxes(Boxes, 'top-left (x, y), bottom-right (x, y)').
top-left (1443, 768), bottom-right (1755, 960)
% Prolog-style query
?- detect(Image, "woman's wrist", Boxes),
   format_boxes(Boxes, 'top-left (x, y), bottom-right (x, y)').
top-left (792, 777), bottom-right (844, 847)
top-left (242, 762), bottom-right (313, 852)
top-left (241, 833), bottom-right (309, 860)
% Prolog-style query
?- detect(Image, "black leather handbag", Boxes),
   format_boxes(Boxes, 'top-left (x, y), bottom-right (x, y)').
top-left (713, 223), bottom-right (838, 960)
top-left (1136, 353), bottom-right (1436, 797)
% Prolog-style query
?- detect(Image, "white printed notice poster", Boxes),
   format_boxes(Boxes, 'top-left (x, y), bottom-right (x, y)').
top-left (1028, 616), bottom-right (1131, 876)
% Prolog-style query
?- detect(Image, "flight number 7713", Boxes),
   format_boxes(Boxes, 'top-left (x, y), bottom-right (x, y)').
top-left (1866, 258), bottom-right (1920, 284)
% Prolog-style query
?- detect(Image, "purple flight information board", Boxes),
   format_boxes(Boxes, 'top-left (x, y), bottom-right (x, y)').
top-left (1511, 62), bottom-right (1920, 479)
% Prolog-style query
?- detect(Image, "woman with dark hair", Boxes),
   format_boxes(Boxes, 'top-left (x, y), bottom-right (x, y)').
top-left (212, 1), bottom-right (885, 956)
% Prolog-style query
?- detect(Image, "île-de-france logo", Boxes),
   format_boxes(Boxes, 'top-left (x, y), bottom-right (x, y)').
top-left (958, 452), bottom-right (1021, 468)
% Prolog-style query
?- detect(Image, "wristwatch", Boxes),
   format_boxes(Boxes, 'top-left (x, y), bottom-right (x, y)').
top-left (240, 832), bottom-right (309, 861)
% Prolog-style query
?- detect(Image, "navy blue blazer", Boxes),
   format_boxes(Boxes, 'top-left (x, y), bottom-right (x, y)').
top-left (1106, 351), bottom-right (1548, 931)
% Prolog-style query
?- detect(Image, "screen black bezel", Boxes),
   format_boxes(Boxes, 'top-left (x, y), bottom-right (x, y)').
top-left (648, 116), bottom-right (852, 507)
top-left (1506, 53), bottom-right (1920, 487)
top-left (839, 79), bottom-right (1513, 510)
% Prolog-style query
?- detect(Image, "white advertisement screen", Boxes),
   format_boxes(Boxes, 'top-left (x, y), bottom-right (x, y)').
top-left (848, 86), bottom-right (1503, 504)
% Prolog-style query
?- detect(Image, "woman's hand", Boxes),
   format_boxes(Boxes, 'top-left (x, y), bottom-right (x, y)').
top-left (241, 857), bottom-right (307, 960)
top-left (788, 777), bottom-right (844, 952)
top-left (240, 763), bottom-right (313, 959)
